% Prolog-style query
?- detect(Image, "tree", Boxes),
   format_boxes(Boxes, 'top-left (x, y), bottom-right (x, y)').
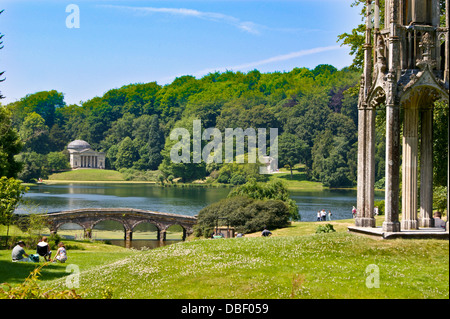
top-left (194, 196), bottom-right (291, 237)
top-left (0, 107), bottom-right (23, 178)
top-left (337, 0), bottom-right (385, 70)
top-left (228, 179), bottom-right (300, 221)
top-left (46, 151), bottom-right (70, 172)
top-left (0, 177), bottom-right (27, 248)
top-left (147, 115), bottom-right (165, 170)
top-left (19, 112), bottom-right (49, 154)
top-left (14, 90), bottom-right (65, 128)
top-left (115, 137), bottom-right (138, 169)
top-left (278, 132), bottom-right (308, 178)
top-left (15, 152), bottom-right (49, 182)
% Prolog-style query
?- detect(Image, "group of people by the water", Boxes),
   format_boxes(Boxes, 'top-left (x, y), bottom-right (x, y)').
top-left (11, 236), bottom-right (68, 263)
top-left (316, 209), bottom-right (332, 222)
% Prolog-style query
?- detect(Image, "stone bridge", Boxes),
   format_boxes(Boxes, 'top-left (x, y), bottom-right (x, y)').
top-left (46, 208), bottom-right (197, 246)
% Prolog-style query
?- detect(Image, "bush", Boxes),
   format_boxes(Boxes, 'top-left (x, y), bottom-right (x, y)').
top-left (49, 233), bottom-right (62, 250)
top-left (229, 173), bottom-right (246, 185)
top-left (217, 171), bottom-right (231, 184)
top-left (194, 196), bottom-right (291, 237)
top-left (228, 179), bottom-right (300, 221)
top-left (316, 224), bottom-right (336, 234)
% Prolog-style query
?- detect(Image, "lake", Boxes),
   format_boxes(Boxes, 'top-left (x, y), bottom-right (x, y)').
top-left (16, 183), bottom-right (385, 222)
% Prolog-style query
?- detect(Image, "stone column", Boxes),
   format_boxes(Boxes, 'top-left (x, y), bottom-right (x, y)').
top-left (357, 105), bottom-right (367, 224)
top-left (402, 105), bottom-right (419, 230)
top-left (356, 105), bottom-right (376, 228)
top-left (125, 230), bottom-right (133, 249)
top-left (159, 229), bottom-right (167, 243)
top-left (419, 107), bottom-right (434, 227)
top-left (383, 102), bottom-right (401, 232)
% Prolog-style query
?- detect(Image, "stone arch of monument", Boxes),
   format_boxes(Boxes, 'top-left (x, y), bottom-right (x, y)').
top-left (352, 0), bottom-right (449, 237)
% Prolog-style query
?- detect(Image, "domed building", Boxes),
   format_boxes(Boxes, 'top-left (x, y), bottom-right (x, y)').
top-left (68, 140), bottom-right (105, 169)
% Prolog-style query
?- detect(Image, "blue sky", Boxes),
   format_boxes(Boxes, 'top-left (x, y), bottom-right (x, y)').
top-left (0, 0), bottom-right (361, 106)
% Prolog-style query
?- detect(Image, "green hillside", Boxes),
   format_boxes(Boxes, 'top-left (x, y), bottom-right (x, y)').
top-left (47, 169), bottom-right (125, 182)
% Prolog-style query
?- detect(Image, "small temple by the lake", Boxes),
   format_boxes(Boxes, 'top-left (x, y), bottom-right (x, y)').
top-left (68, 140), bottom-right (106, 170)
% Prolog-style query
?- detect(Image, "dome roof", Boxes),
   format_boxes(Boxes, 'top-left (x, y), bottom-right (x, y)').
top-left (68, 140), bottom-right (91, 150)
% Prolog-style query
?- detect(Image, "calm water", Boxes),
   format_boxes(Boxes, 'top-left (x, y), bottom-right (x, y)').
top-left (16, 183), bottom-right (385, 222)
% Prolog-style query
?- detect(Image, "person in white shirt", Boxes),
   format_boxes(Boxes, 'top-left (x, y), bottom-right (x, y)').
top-left (36, 236), bottom-right (52, 261)
top-left (321, 209), bottom-right (327, 221)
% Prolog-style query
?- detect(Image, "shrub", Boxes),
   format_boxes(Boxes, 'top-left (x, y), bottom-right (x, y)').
top-left (49, 233), bottom-right (62, 250)
top-left (316, 224), bottom-right (336, 234)
top-left (230, 173), bottom-right (246, 185)
top-left (217, 171), bottom-right (231, 184)
top-left (194, 196), bottom-right (291, 237)
top-left (228, 179), bottom-right (300, 221)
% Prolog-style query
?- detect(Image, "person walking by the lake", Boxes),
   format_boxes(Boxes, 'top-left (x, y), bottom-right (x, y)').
top-left (53, 242), bottom-right (68, 263)
top-left (327, 211), bottom-right (332, 221)
top-left (11, 241), bottom-right (30, 262)
top-left (352, 206), bottom-right (357, 218)
top-left (36, 236), bottom-right (52, 262)
top-left (321, 209), bottom-right (327, 221)
top-left (374, 206), bottom-right (379, 217)
top-left (317, 211), bottom-right (321, 221)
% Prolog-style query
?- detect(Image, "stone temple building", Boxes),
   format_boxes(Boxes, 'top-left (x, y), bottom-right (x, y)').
top-left (68, 140), bottom-right (106, 169)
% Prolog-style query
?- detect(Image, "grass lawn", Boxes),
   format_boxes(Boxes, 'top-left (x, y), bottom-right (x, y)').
top-left (43, 166), bottom-right (325, 191)
top-left (47, 169), bottom-right (125, 182)
top-left (269, 166), bottom-right (324, 191)
top-left (0, 240), bottom-right (134, 286)
top-left (1, 218), bottom-right (447, 299)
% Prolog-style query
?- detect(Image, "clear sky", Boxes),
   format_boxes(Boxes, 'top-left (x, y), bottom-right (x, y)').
top-left (0, 0), bottom-right (361, 106)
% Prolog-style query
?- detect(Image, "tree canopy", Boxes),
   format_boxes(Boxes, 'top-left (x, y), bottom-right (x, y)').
top-left (3, 65), bottom-right (363, 185)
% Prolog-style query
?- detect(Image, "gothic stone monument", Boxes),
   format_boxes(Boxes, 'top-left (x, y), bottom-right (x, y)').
top-left (356, 0), bottom-right (449, 233)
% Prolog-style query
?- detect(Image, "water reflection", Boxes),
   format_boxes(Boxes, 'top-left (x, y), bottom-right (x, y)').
top-left (16, 183), bottom-right (385, 222)
top-left (17, 183), bottom-right (231, 217)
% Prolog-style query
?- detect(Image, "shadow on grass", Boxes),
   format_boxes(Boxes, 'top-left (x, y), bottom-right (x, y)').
top-left (0, 260), bottom-right (69, 285)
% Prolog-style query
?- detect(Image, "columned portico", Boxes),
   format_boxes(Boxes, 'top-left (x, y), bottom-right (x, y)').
top-left (68, 140), bottom-right (106, 170)
top-left (351, 0), bottom-right (449, 237)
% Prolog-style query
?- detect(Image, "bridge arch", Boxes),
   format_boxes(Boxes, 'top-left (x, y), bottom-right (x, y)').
top-left (165, 223), bottom-right (188, 241)
top-left (92, 219), bottom-right (129, 241)
top-left (46, 208), bottom-right (197, 246)
top-left (132, 221), bottom-right (161, 241)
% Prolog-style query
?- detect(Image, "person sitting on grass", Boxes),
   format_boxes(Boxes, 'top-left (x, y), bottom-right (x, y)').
top-left (11, 241), bottom-right (30, 262)
top-left (52, 242), bottom-right (68, 263)
top-left (36, 236), bottom-right (52, 262)
top-left (261, 228), bottom-right (272, 237)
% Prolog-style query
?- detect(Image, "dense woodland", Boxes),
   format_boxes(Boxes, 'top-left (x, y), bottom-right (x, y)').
top-left (1, 65), bottom-right (364, 187)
